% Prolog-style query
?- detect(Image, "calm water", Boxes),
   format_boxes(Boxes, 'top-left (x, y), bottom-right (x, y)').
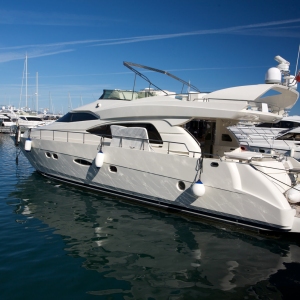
top-left (1, 134), bottom-right (300, 300)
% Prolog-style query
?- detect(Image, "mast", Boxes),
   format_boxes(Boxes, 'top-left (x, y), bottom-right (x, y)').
top-left (68, 93), bottom-right (72, 110)
top-left (49, 92), bottom-right (54, 114)
top-left (36, 72), bottom-right (38, 113)
top-left (25, 53), bottom-right (28, 110)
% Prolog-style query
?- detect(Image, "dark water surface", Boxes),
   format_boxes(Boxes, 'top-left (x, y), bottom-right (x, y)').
top-left (1, 134), bottom-right (300, 300)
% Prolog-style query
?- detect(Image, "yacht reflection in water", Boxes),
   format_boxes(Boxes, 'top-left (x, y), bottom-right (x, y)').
top-left (11, 172), bottom-right (300, 297)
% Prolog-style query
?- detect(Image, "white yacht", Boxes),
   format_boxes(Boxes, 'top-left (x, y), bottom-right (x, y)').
top-left (228, 115), bottom-right (300, 143)
top-left (0, 113), bottom-right (18, 133)
top-left (236, 127), bottom-right (300, 160)
top-left (16, 115), bottom-right (49, 132)
top-left (17, 57), bottom-right (300, 233)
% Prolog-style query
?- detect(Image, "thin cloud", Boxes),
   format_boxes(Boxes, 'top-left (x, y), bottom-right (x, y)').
top-left (0, 49), bottom-right (74, 63)
top-left (38, 65), bottom-right (269, 79)
top-left (1, 17), bottom-right (299, 50)
top-left (0, 9), bottom-right (119, 26)
top-left (92, 18), bottom-right (300, 46)
top-left (0, 18), bottom-right (299, 63)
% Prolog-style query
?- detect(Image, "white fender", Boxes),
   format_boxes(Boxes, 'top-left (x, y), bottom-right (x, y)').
top-left (95, 151), bottom-right (104, 168)
top-left (25, 138), bottom-right (32, 152)
top-left (286, 184), bottom-right (300, 203)
top-left (192, 180), bottom-right (205, 197)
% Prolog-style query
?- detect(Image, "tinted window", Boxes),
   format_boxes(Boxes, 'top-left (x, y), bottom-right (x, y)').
top-left (256, 121), bottom-right (297, 128)
top-left (57, 112), bottom-right (72, 122)
top-left (74, 159), bottom-right (92, 166)
top-left (279, 121), bottom-right (296, 129)
top-left (88, 124), bottom-right (111, 136)
top-left (87, 123), bottom-right (163, 144)
top-left (276, 133), bottom-right (300, 141)
top-left (221, 134), bottom-right (232, 142)
top-left (56, 112), bottom-right (98, 122)
top-left (27, 117), bottom-right (43, 121)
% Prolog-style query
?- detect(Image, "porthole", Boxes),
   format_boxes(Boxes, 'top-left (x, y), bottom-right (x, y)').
top-left (45, 152), bottom-right (51, 158)
top-left (177, 181), bottom-right (185, 191)
top-left (109, 165), bottom-right (117, 173)
top-left (74, 159), bottom-right (92, 166)
top-left (210, 162), bottom-right (219, 167)
top-left (52, 153), bottom-right (58, 160)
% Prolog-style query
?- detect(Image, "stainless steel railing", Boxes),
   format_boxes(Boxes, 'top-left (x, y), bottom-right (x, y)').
top-left (25, 128), bottom-right (223, 159)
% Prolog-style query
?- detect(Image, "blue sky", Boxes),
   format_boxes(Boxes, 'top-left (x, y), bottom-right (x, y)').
top-left (0, 0), bottom-right (300, 115)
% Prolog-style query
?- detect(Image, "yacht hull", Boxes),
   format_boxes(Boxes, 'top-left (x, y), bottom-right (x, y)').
top-left (20, 137), bottom-right (297, 233)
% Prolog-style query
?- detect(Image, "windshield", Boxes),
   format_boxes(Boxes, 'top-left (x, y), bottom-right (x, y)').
top-left (99, 89), bottom-right (167, 101)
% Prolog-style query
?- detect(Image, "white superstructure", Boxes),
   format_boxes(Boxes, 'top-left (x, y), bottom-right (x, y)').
top-left (16, 57), bottom-right (300, 233)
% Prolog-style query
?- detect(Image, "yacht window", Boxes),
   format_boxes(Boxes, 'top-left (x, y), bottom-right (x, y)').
top-left (177, 181), bottom-right (186, 191)
top-left (87, 123), bottom-right (163, 144)
top-left (256, 121), bottom-right (297, 129)
top-left (221, 134), bottom-right (232, 142)
top-left (276, 133), bottom-right (300, 141)
top-left (109, 165), bottom-right (117, 173)
top-left (74, 159), bottom-right (92, 166)
top-left (99, 89), bottom-right (138, 100)
top-left (56, 112), bottom-right (99, 122)
top-left (26, 117), bottom-right (43, 121)
top-left (185, 120), bottom-right (216, 157)
top-left (278, 121), bottom-right (297, 128)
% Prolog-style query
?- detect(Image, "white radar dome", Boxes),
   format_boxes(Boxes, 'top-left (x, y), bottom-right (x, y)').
top-left (265, 67), bottom-right (281, 84)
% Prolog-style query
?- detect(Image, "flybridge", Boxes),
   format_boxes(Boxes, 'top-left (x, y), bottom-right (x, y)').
top-left (97, 59), bottom-right (299, 117)
top-left (98, 62), bottom-right (205, 101)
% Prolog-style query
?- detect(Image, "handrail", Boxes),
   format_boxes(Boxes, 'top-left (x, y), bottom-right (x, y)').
top-left (232, 126), bottom-right (294, 152)
top-left (228, 126), bottom-right (282, 145)
top-left (29, 128), bottom-right (212, 158)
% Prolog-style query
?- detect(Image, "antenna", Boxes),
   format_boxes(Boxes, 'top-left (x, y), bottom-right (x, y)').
top-left (295, 44), bottom-right (300, 76)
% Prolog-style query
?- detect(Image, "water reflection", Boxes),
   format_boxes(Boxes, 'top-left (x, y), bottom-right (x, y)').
top-left (10, 172), bottom-right (300, 299)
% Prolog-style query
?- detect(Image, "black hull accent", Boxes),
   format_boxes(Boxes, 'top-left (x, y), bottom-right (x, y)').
top-left (37, 171), bottom-right (291, 233)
